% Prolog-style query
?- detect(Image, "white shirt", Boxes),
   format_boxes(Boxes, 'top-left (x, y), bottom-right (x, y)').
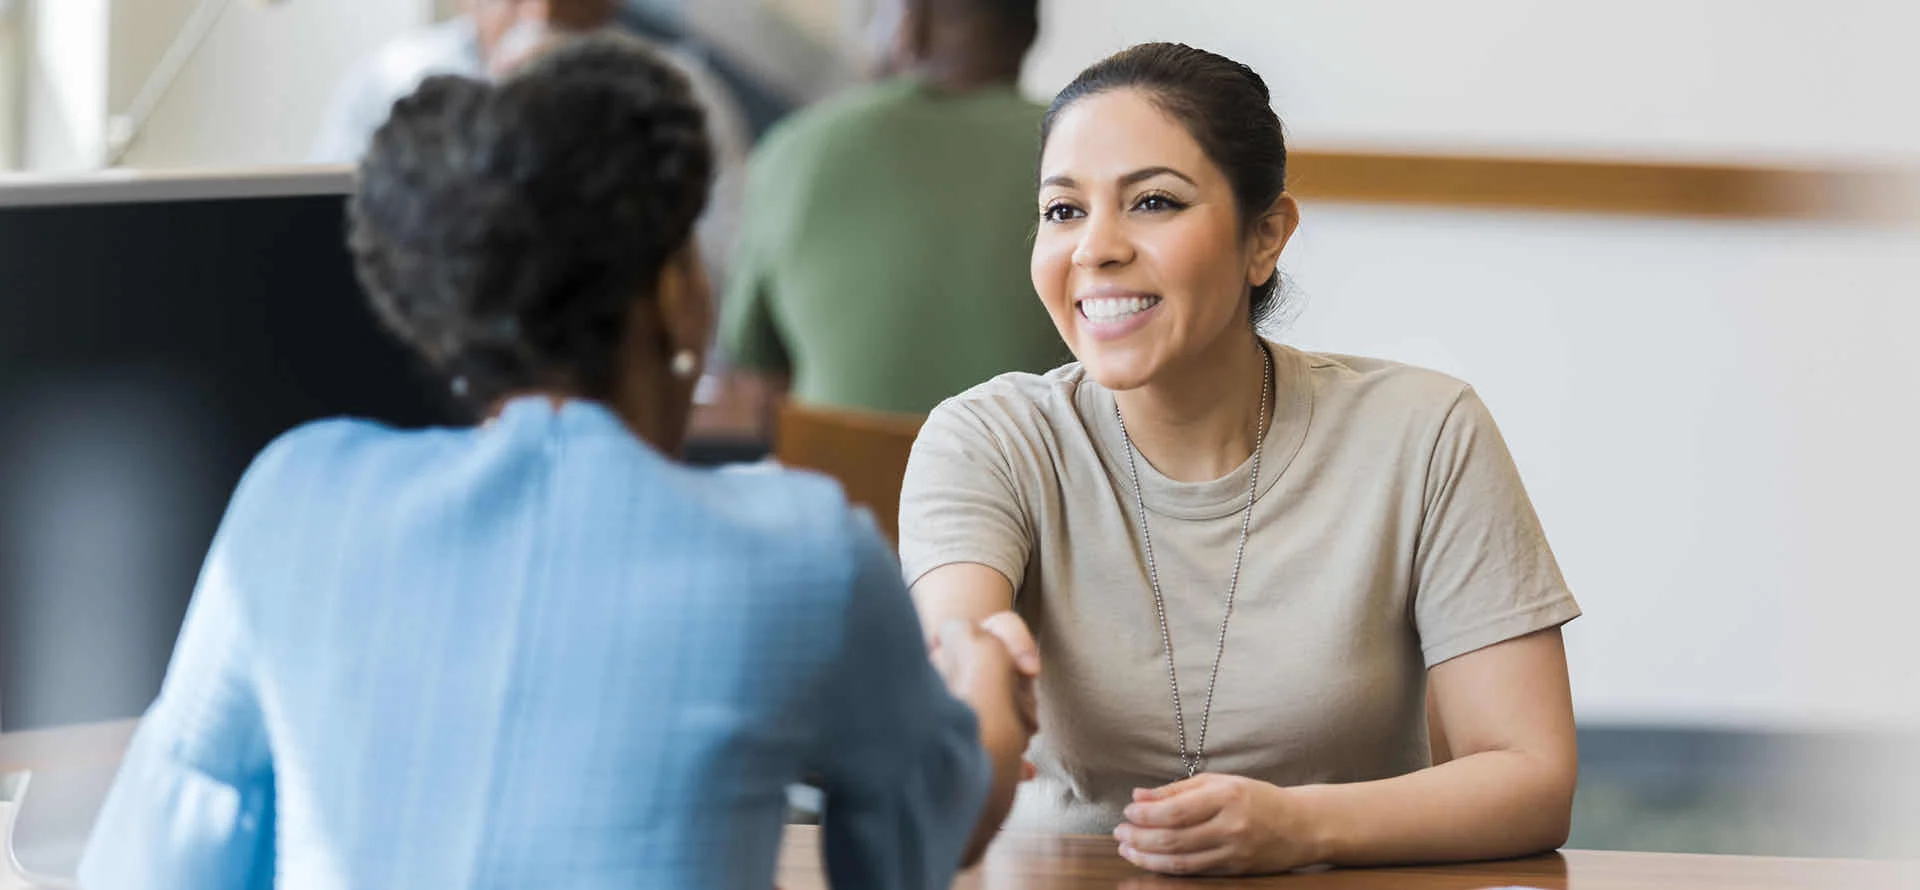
top-left (310, 19), bottom-right (749, 295)
top-left (310, 18), bottom-right (486, 166)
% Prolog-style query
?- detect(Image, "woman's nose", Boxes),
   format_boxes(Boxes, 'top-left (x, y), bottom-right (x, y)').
top-left (1071, 212), bottom-right (1132, 269)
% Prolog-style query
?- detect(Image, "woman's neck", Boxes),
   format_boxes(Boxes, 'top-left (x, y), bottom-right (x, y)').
top-left (1112, 331), bottom-right (1271, 484)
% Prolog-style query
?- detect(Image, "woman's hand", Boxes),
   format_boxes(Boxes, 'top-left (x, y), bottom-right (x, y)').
top-left (929, 611), bottom-right (1040, 738)
top-left (1113, 773), bottom-right (1324, 876)
top-left (929, 614), bottom-right (1043, 866)
top-left (928, 619), bottom-right (1018, 713)
top-left (977, 612), bottom-right (1039, 737)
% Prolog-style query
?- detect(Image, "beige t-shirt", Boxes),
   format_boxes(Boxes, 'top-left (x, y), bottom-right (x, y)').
top-left (898, 344), bottom-right (1580, 833)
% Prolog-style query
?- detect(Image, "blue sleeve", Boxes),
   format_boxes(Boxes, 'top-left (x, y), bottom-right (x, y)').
top-left (806, 509), bottom-right (992, 890)
top-left (77, 482), bottom-right (280, 889)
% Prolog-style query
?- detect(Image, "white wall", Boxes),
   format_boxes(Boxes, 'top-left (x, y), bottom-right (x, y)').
top-left (110, 0), bottom-right (435, 168)
top-left (20, 0), bottom-right (108, 172)
top-left (106, 0), bottom-right (198, 115)
top-left (1282, 206), bottom-right (1919, 732)
top-left (0, 0), bottom-right (23, 169)
top-left (1028, 2), bottom-right (1920, 732)
top-left (1025, 0), bottom-right (1920, 163)
top-left (14, 0), bottom-right (433, 172)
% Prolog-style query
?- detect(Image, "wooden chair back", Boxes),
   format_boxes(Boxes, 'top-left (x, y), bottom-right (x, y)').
top-left (774, 403), bottom-right (926, 544)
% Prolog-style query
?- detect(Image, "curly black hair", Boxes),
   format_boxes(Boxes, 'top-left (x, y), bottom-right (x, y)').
top-left (348, 33), bottom-right (713, 407)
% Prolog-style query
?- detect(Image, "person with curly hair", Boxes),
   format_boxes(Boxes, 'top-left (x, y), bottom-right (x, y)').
top-left (77, 35), bottom-right (1033, 890)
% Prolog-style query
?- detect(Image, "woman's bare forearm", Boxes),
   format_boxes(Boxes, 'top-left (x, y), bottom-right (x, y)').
top-left (910, 563), bottom-right (1015, 642)
top-left (1293, 745), bottom-right (1575, 867)
top-left (917, 566), bottom-right (1035, 867)
top-left (959, 688), bottom-right (1030, 868)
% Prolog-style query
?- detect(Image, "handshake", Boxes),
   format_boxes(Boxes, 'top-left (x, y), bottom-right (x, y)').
top-left (930, 612), bottom-right (1041, 745)
top-left (929, 612), bottom-right (1044, 863)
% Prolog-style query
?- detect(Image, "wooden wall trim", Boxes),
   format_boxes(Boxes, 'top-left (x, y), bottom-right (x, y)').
top-left (1287, 150), bottom-right (1908, 222)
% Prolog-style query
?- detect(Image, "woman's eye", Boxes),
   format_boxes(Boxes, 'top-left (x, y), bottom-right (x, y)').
top-left (1042, 204), bottom-right (1084, 223)
top-left (1135, 194), bottom-right (1184, 212)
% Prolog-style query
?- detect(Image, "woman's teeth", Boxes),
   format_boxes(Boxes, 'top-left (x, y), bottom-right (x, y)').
top-left (1080, 296), bottom-right (1159, 320)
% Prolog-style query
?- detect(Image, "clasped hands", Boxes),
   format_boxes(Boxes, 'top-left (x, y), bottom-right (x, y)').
top-left (1113, 772), bottom-right (1324, 875)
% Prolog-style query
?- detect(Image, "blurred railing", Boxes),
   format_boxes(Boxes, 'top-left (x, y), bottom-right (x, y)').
top-left (1287, 150), bottom-right (1911, 222)
top-left (648, 2), bottom-right (1913, 224)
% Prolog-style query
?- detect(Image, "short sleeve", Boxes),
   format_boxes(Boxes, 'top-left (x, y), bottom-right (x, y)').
top-left (716, 141), bottom-right (793, 374)
top-left (1412, 387), bottom-right (1581, 667)
top-left (77, 545), bottom-right (276, 890)
top-left (897, 400), bottom-right (1033, 591)
top-left (806, 511), bottom-right (991, 890)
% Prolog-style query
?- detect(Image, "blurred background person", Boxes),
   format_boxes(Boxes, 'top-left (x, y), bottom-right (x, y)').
top-left (311, 0), bottom-right (750, 304)
top-left (709, 0), bottom-right (1067, 434)
top-left (75, 36), bottom-right (1033, 890)
top-left (313, 0), bottom-right (620, 161)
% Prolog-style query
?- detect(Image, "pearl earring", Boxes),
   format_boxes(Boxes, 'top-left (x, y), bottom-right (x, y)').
top-left (669, 349), bottom-right (699, 380)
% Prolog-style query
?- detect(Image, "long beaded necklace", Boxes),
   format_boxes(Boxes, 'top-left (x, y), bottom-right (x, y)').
top-left (1113, 343), bottom-right (1273, 778)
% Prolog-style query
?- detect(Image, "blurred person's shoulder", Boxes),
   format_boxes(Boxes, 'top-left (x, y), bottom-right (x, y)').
top-left (230, 417), bottom-right (469, 503)
top-left (203, 417), bottom-right (469, 570)
top-left (750, 79), bottom-right (925, 162)
top-left (362, 18), bottom-right (485, 94)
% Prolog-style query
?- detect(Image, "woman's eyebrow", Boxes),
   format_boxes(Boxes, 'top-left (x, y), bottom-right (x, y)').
top-left (1039, 166), bottom-right (1197, 190)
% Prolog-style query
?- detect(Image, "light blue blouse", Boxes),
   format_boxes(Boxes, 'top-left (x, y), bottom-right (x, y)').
top-left (77, 397), bottom-right (987, 889)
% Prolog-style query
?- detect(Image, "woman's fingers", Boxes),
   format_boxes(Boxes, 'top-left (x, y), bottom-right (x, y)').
top-left (1118, 841), bottom-right (1232, 876)
top-left (1125, 776), bottom-right (1226, 827)
top-left (1115, 820), bottom-right (1226, 855)
top-left (979, 611), bottom-right (1040, 676)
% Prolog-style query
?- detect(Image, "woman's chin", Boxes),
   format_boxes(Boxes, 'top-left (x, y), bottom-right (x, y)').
top-left (1079, 352), bottom-right (1160, 393)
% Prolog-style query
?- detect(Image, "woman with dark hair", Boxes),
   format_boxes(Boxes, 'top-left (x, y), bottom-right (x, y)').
top-left (903, 42), bottom-right (1580, 875)
top-left (78, 35), bottom-right (1031, 890)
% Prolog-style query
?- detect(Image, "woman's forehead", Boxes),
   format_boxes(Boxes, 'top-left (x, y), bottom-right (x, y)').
top-left (1040, 90), bottom-right (1213, 187)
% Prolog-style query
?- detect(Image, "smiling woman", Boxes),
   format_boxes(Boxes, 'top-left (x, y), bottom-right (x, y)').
top-left (900, 43), bottom-right (1582, 877)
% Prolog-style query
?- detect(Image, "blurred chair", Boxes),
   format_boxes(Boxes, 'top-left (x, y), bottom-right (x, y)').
top-left (774, 404), bottom-right (924, 544)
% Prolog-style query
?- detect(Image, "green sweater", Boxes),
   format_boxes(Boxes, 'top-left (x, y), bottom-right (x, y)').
top-left (719, 79), bottom-right (1069, 415)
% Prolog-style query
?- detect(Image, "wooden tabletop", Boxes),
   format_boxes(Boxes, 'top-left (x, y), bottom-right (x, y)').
top-left (777, 826), bottom-right (1917, 890)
